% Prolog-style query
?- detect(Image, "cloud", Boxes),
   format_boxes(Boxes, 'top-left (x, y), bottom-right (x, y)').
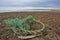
top-left (0, 0), bottom-right (60, 7)
top-left (0, 0), bottom-right (49, 5)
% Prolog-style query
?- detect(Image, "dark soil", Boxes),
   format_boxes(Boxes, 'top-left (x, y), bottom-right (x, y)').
top-left (0, 12), bottom-right (60, 40)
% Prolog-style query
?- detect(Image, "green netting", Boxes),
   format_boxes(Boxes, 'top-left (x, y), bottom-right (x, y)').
top-left (3, 15), bottom-right (45, 35)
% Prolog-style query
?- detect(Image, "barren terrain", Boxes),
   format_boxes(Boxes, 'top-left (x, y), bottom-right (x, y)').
top-left (0, 12), bottom-right (60, 40)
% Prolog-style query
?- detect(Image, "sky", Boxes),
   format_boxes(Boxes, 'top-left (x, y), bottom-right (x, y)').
top-left (0, 0), bottom-right (60, 12)
top-left (0, 0), bottom-right (60, 7)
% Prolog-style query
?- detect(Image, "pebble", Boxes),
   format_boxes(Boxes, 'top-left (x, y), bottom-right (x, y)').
top-left (0, 22), bottom-right (1, 25)
top-left (2, 16), bottom-right (6, 18)
top-left (0, 16), bottom-right (1, 17)
top-left (56, 30), bottom-right (60, 36)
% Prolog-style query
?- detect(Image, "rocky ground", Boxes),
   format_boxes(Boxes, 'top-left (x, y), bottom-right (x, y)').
top-left (0, 12), bottom-right (60, 40)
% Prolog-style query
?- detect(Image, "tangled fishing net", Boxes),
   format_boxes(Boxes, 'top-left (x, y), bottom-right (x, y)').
top-left (3, 15), bottom-right (45, 39)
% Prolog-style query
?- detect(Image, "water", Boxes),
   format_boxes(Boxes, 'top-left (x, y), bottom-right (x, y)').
top-left (0, 7), bottom-right (60, 13)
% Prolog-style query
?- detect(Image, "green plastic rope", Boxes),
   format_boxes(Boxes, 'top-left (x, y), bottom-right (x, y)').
top-left (3, 15), bottom-right (45, 35)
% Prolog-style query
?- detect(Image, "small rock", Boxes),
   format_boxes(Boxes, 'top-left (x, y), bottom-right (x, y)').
top-left (0, 23), bottom-right (1, 25)
top-left (2, 16), bottom-right (6, 18)
top-left (7, 36), bottom-right (9, 38)
top-left (56, 30), bottom-right (60, 36)
top-left (0, 16), bottom-right (1, 17)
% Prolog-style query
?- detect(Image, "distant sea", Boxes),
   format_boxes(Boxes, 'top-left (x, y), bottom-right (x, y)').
top-left (0, 7), bottom-right (60, 13)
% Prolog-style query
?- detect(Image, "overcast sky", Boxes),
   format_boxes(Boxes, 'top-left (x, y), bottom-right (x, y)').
top-left (0, 0), bottom-right (60, 12)
top-left (0, 0), bottom-right (60, 7)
